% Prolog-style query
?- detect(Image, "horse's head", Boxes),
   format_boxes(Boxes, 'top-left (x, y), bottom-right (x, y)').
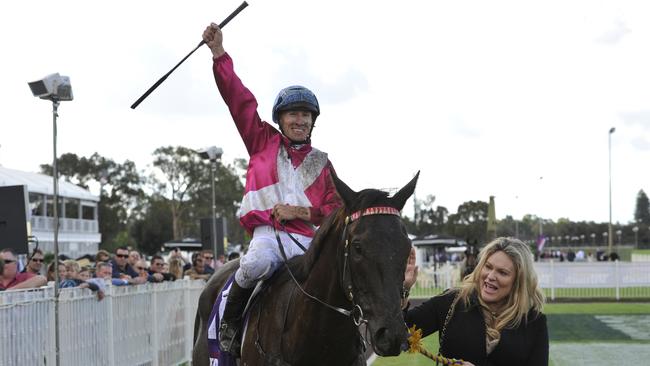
top-left (332, 171), bottom-right (419, 356)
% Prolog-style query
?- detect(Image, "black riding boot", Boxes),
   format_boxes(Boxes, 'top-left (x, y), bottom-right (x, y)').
top-left (219, 281), bottom-right (254, 357)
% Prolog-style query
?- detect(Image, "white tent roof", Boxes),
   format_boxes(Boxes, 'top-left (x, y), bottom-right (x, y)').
top-left (0, 166), bottom-right (99, 202)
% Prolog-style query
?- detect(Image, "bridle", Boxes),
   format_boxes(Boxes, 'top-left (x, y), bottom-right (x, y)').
top-left (274, 206), bottom-right (401, 327)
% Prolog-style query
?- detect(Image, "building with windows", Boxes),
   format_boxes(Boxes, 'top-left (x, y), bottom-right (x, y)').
top-left (0, 166), bottom-right (100, 258)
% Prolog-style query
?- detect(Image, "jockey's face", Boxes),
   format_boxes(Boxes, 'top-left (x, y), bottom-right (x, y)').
top-left (279, 110), bottom-right (313, 143)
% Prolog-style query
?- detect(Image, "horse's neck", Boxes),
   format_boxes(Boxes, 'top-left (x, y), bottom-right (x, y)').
top-left (284, 230), bottom-right (361, 364)
top-left (302, 226), bottom-right (349, 308)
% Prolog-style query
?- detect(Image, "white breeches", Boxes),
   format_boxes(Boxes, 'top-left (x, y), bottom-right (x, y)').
top-left (234, 225), bottom-right (312, 288)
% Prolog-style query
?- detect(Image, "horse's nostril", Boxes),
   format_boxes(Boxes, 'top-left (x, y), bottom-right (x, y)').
top-left (375, 327), bottom-right (388, 340)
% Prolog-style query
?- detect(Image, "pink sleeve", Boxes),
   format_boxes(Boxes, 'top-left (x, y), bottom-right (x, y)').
top-left (212, 53), bottom-right (278, 156)
top-left (309, 164), bottom-right (342, 225)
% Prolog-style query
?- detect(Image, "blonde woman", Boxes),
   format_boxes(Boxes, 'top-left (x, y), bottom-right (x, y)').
top-left (168, 257), bottom-right (185, 281)
top-left (402, 237), bottom-right (548, 366)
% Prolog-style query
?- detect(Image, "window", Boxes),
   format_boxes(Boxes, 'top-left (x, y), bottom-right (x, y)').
top-left (29, 193), bottom-right (44, 216)
top-left (82, 205), bottom-right (95, 220)
top-left (65, 198), bottom-right (80, 219)
top-left (45, 196), bottom-right (55, 217)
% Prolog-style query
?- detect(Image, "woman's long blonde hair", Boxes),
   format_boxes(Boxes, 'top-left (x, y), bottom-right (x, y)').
top-left (168, 257), bottom-right (184, 280)
top-left (457, 237), bottom-right (545, 335)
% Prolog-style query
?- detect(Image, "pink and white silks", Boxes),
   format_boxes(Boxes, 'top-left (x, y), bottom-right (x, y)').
top-left (212, 53), bottom-right (341, 288)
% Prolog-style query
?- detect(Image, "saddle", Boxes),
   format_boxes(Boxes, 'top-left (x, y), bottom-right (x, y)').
top-left (207, 273), bottom-right (274, 365)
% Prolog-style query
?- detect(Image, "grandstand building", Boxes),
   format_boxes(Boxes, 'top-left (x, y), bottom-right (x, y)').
top-left (0, 166), bottom-right (100, 258)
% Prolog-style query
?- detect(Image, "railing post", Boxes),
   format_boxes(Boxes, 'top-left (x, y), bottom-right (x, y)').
top-left (48, 286), bottom-right (57, 364)
top-left (615, 260), bottom-right (620, 300)
top-left (185, 280), bottom-right (193, 363)
top-left (550, 260), bottom-right (555, 301)
top-left (152, 284), bottom-right (159, 366)
top-left (445, 268), bottom-right (453, 288)
top-left (106, 283), bottom-right (115, 366)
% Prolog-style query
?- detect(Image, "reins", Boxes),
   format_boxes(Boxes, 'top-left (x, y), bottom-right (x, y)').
top-left (274, 221), bottom-right (355, 319)
top-left (273, 206), bottom-right (401, 326)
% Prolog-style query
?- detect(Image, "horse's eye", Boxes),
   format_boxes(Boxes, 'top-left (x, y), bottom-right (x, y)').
top-left (351, 239), bottom-right (363, 256)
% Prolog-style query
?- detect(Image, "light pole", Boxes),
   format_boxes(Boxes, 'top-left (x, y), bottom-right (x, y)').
top-left (28, 73), bottom-right (73, 366)
top-left (590, 233), bottom-right (596, 246)
top-left (608, 127), bottom-right (615, 255)
top-left (616, 229), bottom-right (622, 247)
top-left (603, 231), bottom-right (608, 247)
top-left (198, 146), bottom-right (223, 257)
top-left (513, 195), bottom-right (519, 238)
top-left (633, 226), bottom-right (639, 247)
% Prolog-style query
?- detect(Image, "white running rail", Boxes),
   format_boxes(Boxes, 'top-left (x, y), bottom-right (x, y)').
top-left (0, 279), bottom-right (205, 366)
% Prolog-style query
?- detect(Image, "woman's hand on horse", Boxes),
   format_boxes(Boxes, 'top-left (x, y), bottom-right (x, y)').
top-left (403, 246), bottom-right (419, 290)
top-left (272, 204), bottom-right (311, 222)
top-left (203, 23), bottom-right (225, 58)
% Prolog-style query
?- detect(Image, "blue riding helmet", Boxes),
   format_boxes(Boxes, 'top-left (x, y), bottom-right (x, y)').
top-left (272, 85), bottom-right (320, 124)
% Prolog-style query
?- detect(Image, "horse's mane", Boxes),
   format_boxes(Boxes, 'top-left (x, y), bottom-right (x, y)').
top-left (287, 189), bottom-right (391, 280)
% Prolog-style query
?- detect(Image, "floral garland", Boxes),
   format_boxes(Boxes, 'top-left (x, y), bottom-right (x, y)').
top-left (407, 325), bottom-right (464, 365)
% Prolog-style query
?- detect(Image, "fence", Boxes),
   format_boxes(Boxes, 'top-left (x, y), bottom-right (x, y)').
top-left (411, 261), bottom-right (650, 301)
top-left (0, 279), bottom-right (205, 366)
top-left (535, 261), bottom-right (650, 300)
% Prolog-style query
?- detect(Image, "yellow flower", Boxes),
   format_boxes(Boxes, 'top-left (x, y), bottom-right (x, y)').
top-left (407, 325), bottom-right (423, 353)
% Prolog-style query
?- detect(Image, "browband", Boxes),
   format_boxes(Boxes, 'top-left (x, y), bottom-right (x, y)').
top-left (347, 206), bottom-right (400, 223)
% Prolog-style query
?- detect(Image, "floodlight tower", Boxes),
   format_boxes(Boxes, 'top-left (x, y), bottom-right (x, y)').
top-left (28, 72), bottom-right (73, 366)
top-left (198, 146), bottom-right (224, 256)
top-left (608, 127), bottom-right (615, 255)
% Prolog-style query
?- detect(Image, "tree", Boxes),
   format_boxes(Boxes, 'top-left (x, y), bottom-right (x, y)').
top-left (186, 160), bottom-right (246, 246)
top-left (41, 153), bottom-right (146, 250)
top-left (635, 189), bottom-right (650, 225)
top-left (150, 146), bottom-right (246, 245)
top-left (151, 146), bottom-right (206, 240)
top-left (446, 200), bottom-right (488, 243)
top-left (496, 215), bottom-right (517, 237)
top-left (130, 195), bottom-right (174, 255)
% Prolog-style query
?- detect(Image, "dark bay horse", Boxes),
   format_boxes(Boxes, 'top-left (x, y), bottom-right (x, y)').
top-left (193, 172), bottom-right (418, 366)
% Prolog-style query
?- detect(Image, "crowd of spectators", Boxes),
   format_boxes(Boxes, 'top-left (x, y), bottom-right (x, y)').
top-left (537, 249), bottom-right (619, 262)
top-left (0, 246), bottom-right (239, 298)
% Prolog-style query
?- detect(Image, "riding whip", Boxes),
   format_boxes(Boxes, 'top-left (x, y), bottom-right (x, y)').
top-left (130, 1), bottom-right (249, 109)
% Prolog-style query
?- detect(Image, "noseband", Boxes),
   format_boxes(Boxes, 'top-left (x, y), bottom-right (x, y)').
top-left (274, 206), bottom-right (401, 325)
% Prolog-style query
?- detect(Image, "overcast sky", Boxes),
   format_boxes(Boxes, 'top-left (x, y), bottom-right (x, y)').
top-left (1, 0), bottom-right (649, 225)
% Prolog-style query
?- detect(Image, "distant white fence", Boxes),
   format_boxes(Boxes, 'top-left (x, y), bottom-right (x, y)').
top-left (0, 279), bottom-right (205, 366)
top-left (535, 261), bottom-right (650, 300)
top-left (412, 261), bottom-right (650, 300)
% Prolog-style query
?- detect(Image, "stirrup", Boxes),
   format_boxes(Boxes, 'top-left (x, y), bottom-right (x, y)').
top-left (219, 321), bottom-right (241, 357)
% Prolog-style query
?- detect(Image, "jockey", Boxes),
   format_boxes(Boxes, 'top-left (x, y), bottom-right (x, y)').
top-left (202, 23), bottom-right (342, 356)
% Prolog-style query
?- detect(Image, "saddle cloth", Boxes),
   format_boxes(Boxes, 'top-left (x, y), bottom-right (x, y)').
top-left (207, 275), bottom-right (238, 366)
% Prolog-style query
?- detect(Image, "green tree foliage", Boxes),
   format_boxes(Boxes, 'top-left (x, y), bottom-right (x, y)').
top-left (130, 195), bottom-right (174, 255)
top-left (41, 147), bottom-right (245, 255)
top-left (446, 200), bottom-right (488, 243)
top-left (635, 189), bottom-right (650, 225)
top-left (186, 160), bottom-right (246, 246)
top-left (149, 146), bottom-right (246, 247)
top-left (151, 146), bottom-right (205, 240)
top-left (40, 153), bottom-right (145, 250)
top-left (407, 200), bottom-right (646, 249)
top-left (496, 215), bottom-right (517, 237)
top-left (409, 195), bottom-right (448, 236)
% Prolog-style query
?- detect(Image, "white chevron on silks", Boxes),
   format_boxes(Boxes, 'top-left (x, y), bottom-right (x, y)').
top-left (238, 146), bottom-right (328, 220)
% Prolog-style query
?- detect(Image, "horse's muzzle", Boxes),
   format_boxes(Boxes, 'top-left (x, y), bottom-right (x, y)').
top-left (371, 325), bottom-right (408, 356)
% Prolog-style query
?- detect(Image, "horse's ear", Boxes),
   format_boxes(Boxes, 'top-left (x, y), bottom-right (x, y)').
top-left (330, 168), bottom-right (356, 208)
top-left (391, 171), bottom-right (420, 211)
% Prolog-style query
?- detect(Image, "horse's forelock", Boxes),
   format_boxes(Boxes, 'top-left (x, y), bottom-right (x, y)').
top-left (289, 189), bottom-right (394, 278)
top-left (350, 189), bottom-right (391, 213)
